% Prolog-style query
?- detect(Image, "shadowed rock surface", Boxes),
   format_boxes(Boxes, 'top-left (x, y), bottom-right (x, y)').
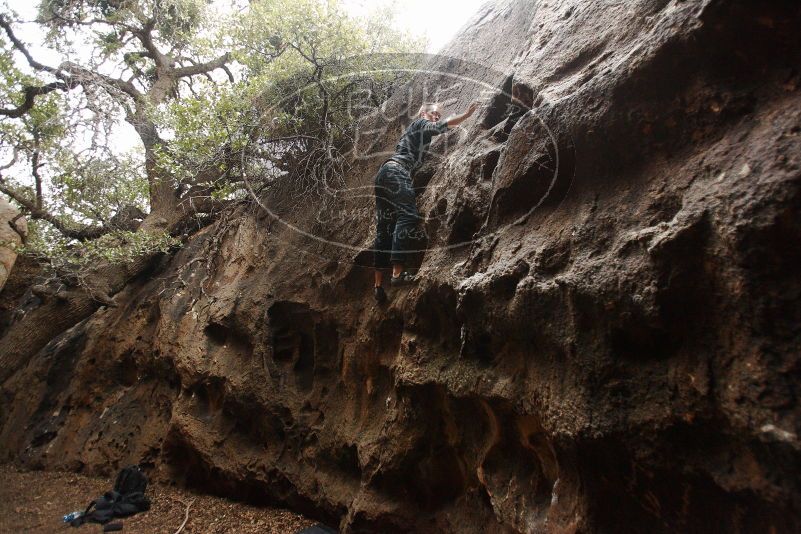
top-left (2, 0), bottom-right (800, 532)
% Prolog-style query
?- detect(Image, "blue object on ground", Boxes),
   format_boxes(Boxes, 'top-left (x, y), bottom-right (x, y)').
top-left (63, 511), bottom-right (84, 523)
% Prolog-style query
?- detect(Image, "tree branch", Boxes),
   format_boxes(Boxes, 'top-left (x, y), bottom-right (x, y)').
top-left (123, 50), bottom-right (155, 63)
top-left (8, 212), bottom-right (27, 243)
top-left (173, 52), bottom-right (231, 79)
top-left (0, 175), bottom-right (109, 240)
top-left (0, 147), bottom-right (20, 170)
top-left (221, 64), bottom-right (235, 83)
top-left (173, 498), bottom-right (195, 534)
top-left (0, 81), bottom-right (68, 118)
top-left (178, 57), bottom-right (215, 83)
top-left (2, 16), bottom-right (142, 103)
top-left (133, 18), bottom-right (168, 69)
top-left (36, 12), bottom-right (139, 34)
top-left (0, 15), bottom-right (60, 75)
top-left (31, 131), bottom-right (42, 209)
top-left (61, 62), bottom-right (142, 100)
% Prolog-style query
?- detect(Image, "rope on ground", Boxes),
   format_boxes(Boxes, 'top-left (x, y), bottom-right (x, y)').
top-left (173, 498), bottom-right (196, 534)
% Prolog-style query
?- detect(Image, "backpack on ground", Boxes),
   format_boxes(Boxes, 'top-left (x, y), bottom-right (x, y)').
top-left (113, 464), bottom-right (148, 496)
top-left (69, 465), bottom-right (151, 528)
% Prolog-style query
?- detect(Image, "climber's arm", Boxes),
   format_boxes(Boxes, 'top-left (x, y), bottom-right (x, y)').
top-left (443, 101), bottom-right (481, 128)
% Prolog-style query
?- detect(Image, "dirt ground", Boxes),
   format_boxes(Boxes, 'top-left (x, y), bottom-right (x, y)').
top-left (0, 464), bottom-right (318, 533)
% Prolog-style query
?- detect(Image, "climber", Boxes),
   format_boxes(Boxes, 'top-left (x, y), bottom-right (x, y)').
top-left (373, 100), bottom-right (480, 303)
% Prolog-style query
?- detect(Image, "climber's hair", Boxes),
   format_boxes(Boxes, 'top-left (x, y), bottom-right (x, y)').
top-left (417, 102), bottom-right (440, 116)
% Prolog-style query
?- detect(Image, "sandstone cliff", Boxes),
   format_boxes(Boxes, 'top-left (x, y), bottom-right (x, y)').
top-left (2, 1), bottom-right (800, 532)
top-left (0, 196), bottom-right (25, 292)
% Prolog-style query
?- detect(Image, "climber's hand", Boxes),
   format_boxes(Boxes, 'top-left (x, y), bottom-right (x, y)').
top-left (445, 101), bottom-right (483, 128)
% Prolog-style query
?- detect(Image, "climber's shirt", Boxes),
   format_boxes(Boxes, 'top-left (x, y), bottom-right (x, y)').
top-left (388, 118), bottom-right (450, 174)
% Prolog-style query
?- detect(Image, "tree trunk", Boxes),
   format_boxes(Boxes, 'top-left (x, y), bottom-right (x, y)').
top-left (0, 219), bottom-right (166, 384)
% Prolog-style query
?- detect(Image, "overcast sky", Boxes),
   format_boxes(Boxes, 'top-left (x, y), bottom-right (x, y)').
top-left (343, 0), bottom-right (489, 52)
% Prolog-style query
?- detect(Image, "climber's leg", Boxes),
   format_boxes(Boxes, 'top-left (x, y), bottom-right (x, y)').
top-left (373, 163), bottom-right (398, 290)
top-left (390, 191), bottom-right (418, 265)
top-left (389, 167), bottom-right (422, 283)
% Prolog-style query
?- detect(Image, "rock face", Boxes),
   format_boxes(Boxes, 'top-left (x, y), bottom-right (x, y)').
top-left (0, 196), bottom-right (26, 292)
top-left (2, 0), bottom-right (800, 532)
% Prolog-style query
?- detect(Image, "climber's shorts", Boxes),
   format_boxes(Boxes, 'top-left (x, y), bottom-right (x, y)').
top-left (373, 160), bottom-right (424, 268)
